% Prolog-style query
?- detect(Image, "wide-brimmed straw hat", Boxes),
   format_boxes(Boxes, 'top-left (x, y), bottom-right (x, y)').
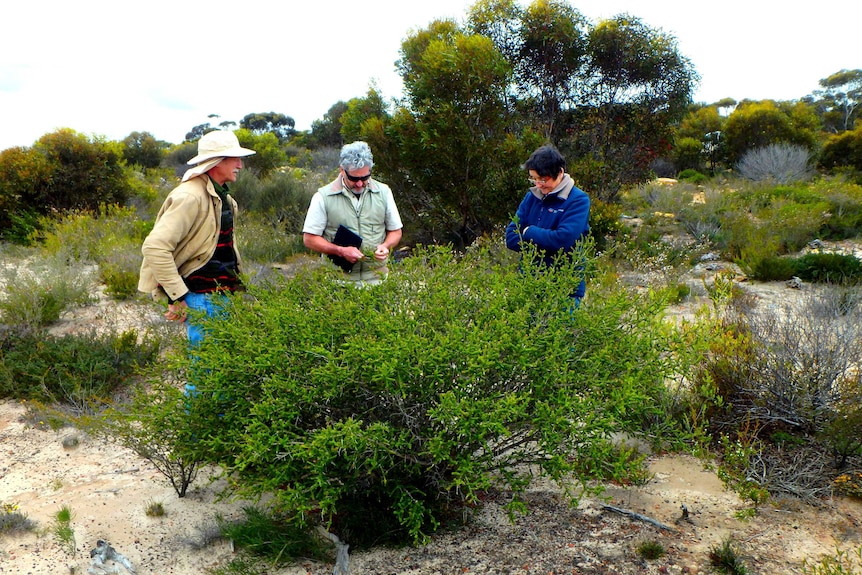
top-left (187, 131), bottom-right (255, 165)
top-left (181, 131), bottom-right (255, 182)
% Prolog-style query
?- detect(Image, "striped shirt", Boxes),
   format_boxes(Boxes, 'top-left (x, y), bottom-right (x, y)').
top-left (184, 179), bottom-right (242, 294)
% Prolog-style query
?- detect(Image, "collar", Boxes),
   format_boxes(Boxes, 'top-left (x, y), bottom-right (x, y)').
top-left (323, 176), bottom-right (380, 196)
top-left (530, 173), bottom-right (574, 201)
top-left (209, 176), bottom-right (229, 195)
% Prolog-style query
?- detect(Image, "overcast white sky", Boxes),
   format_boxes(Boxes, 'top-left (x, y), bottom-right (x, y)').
top-left (1, 0), bottom-right (858, 151)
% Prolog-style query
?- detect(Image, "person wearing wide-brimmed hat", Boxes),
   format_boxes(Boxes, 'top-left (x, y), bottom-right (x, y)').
top-left (138, 130), bottom-right (255, 345)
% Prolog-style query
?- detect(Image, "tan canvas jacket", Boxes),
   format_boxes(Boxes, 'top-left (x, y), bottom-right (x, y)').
top-left (138, 175), bottom-right (240, 302)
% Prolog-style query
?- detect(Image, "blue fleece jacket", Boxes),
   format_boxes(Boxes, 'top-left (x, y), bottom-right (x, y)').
top-left (505, 174), bottom-right (590, 298)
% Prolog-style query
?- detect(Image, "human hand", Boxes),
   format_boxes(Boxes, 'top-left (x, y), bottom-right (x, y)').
top-left (341, 245), bottom-right (365, 263)
top-left (165, 301), bottom-right (188, 322)
top-left (374, 245), bottom-right (390, 261)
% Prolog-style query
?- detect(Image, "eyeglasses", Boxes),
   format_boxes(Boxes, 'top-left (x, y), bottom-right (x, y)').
top-left (528, 176), bottom-right (553, 185)
top-left (343, 170), bottom-right (371, 183)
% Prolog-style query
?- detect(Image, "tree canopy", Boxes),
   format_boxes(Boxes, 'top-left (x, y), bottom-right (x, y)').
top-left (240, 112), bottom-right (297, 143)
top-left (351, 0), bottom-right (698, 244)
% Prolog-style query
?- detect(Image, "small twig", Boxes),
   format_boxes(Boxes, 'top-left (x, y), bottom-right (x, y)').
top-left (601, 504), bottom-right (678, 532)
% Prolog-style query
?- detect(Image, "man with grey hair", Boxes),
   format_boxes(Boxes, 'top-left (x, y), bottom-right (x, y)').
top-left (303, 141), bottom-right (403, 284)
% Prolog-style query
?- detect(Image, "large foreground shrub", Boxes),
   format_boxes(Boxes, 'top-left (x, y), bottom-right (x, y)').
top-left (170, 243), bottom-right (703, 546)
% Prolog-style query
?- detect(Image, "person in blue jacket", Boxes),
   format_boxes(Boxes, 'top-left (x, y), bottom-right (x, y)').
top-left (505, 145), bottom-right (591, 302)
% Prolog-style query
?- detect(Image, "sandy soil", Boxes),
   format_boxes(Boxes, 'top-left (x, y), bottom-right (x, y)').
top-left (2, 258), bottom-right (862, 575)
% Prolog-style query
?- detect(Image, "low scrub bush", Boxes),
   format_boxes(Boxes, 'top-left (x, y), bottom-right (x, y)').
top-left (237, 212), bottom-right (307, 265)
top-left (229, 169), bottom-right (315, 232)
top-left (703, 286), bottom-right (862, 434)
top-left (740, 255), bottom-right (798, 282)
top-left (742, 253), bottom-right (862, 284)
top-left (218, 507), bottom-right (331, 566)
top-left (814, 178), bottom-right (862, 239)
top-left (0, 502), bottom-right (36, 533)
top-left (677, 168), bottom-right (708, 184)
top-left (162, 243), bottom-right (704, 547)
top-left (588, 198), bottom-right (624, 250)
top-left (636, 539), bottom-right (666, 560)
top-left (0, 253), bottom-right (95, 327)
top-left (709, 536), bottom-right (749, 574)
top-left (52, 505), bottom-right (75, 556)
top-left (0, 327), bottom-right (160, 414)
top-left (99, 242), bottom-right (143, 299)
top-left (833, 472), bottom-right (862, 500)
top-left (818, 377), bottom-right (862, 468)
top-left (37, 204), bottom-right (151, 264)
top-left (794, 253), bottom-right (862, 284)
top-left (737, 143), bottom-right (813, 184)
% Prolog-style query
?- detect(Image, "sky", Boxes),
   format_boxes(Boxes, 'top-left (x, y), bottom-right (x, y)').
top-left (1, 0), bottom-right (859, 151)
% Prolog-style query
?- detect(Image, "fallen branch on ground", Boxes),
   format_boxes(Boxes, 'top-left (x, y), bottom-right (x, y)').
top-left (601, 504), bottom-right (678, 532)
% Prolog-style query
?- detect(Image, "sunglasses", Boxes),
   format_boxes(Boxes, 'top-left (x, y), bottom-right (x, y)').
top-left (343, 170), bottom-right (371, 183)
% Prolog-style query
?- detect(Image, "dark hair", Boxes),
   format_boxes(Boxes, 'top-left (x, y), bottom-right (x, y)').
top-left (523, 145), bottom-right (565, 178)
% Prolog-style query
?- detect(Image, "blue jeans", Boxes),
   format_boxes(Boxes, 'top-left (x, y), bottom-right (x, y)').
top-left (183, 292), bottom-right (228, 398)
top-left (184, 291), bottom-right (228, 347)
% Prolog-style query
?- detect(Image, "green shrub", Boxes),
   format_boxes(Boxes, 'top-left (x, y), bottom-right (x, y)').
top-left (715, 210), bottom-right (779, 262)
top-left (678, 168), bottom-right (707, 184)
top-left (0, 327), bottom-right (160, 414)
top-left (218, 507), bottom-right (330, 565)
top-left (229, 169), bottom-right (315, 232)
top-left (52, 505), bottom-right (75, 556)
top-left (820, 123), bottom-right (862, 172)
top-left (818, 402), bottom-right (862, 468)
top-left (170, 242), bottom-right (704, 547)
top-left (636, 539), bottom-right (666, 560)
top-left (37, 204), bottom-right (151, 264)
top-left (99, 245), bottom-right (143, 299)
top-left (794, 253), bottom-right (862, 284)
top-left (2, 208), bottom-right (42, 245)
top-left (673, 138), bottom-right (705, 173)
top-left (236, 212), bottom-right (306, 266)
top-left (669, 282), bottom-right (691, 303)
top-left (144, 500), bottom-right (166, 517)
top-left (767, 200), bottom-right (831, 253)
top-left (77, 376), bottom-right (200, 497)
top-left (588, 198), bottom-right (624, 250)
top-left (739, 255), bottom-right (798, 282)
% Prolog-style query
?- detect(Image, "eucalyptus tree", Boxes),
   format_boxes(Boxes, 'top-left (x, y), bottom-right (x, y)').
top-left (466, 1), bottom-right (698, 200)
top-left (346, 0), bottom-right (699, 243)
top-left (380, 18), bottom-right (539, 246)
top-left (813, 69), bottom-right (862, 133)
top-left (239, 112), bottom-right (296, 143)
